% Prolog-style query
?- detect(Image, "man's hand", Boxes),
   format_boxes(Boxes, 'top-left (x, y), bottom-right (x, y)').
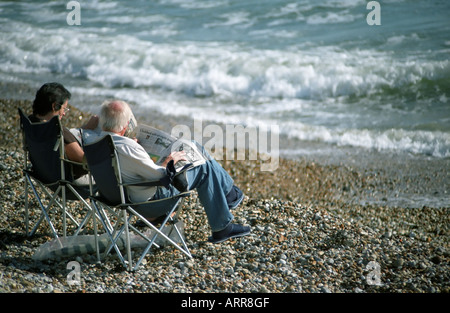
top-left (162, 151), bottom-right (187, 167)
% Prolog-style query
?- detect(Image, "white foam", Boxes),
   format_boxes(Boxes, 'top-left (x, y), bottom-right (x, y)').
top-left (283, 122), bottom-right (450, 158)
top-left (160, 0), bottom-right (228, 10)
top-left (2, 17), bottom-right (448, 104)
top-left (205, 11), bottom-right (254, 28)
top-left (97, 87), bottom-right (450, 158)
top-left (306, 10), bottom-right (358, 25)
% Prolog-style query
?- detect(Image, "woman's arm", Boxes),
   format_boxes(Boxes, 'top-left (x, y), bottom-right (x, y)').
top-left (80, 115), bottom-right (99, 130)
top-left (65, 141), bottom-right (85, 163)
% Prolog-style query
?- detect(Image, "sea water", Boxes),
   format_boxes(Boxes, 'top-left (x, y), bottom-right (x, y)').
top-left (1, 0), bottom-right (449, 206)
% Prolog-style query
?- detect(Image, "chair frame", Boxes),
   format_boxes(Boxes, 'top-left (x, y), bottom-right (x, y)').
top-left (19, 108), bottom-right (95, 238)
top-left (83, 134), bottom-right (193, 271)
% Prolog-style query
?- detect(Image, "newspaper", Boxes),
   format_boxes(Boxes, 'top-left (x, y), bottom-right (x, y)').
top-left (123, 111), bottom-right (138, 138)
top-left (133, 123), bottom-right (206, 172)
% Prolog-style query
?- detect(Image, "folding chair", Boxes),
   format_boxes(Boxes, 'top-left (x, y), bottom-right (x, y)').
top-left (19, 108), bottom-right (95, 238)
top-left (83, 134), bottom-right (193, 271)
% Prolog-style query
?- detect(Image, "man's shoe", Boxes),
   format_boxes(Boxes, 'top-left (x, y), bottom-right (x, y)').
top-left (208, 223), bottom-right (251, 244)
top-left (226, 185), bottom-right (244, 209)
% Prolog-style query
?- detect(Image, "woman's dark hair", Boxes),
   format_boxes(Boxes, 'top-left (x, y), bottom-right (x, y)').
top-left (32, 82), bottom-right (71, 116)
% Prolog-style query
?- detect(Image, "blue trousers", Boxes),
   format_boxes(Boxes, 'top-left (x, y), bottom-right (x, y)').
top-left (152, 147), bottom-right (234, 232)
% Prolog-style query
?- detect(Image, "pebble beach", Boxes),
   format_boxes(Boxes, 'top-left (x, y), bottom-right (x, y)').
top-left (0, 95), bottom-right (448, 297)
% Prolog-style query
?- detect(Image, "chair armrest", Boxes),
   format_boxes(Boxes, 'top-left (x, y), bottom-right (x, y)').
top-left (175, 163), bottom-right (194, 175)
top-left (61, 157), bottom-right (89, 171)
top-left (118, 190), bottom-right (192, 207)
top-left (122, 162), bottom-right (194, 190)
top-left (122, 179), bottom-right (168, 188)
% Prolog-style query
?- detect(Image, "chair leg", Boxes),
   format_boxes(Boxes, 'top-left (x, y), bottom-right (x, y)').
top-left (24, 174), bottom-right (30, 236)
top-left (93, 202), bottom-right (100, 263)
top-left (128, 204), bottom-right (193, 271)
top-left (92, 201), bottom-right (129, 267)
top-left (123, 209), bottom-right (133, 271)
top-left (26, 175), bottom-right (60, 238)
top-left (62, 185), bottom-right (67, 237)
top-left (67, 185), bottom-right (96, 236)
top-left (91, 198), bottom-right (192, 271)
top-left (171, 219), bottom-right (191, 257)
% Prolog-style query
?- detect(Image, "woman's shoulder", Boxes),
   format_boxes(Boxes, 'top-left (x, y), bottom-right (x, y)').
top-left (28, 114), bottom-right (41, 123)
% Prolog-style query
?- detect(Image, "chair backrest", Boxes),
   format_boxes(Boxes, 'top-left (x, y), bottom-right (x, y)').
top-left (18, 108), bottom-right (72, 184)
top-left (83, 134), bottom-right (125, 205)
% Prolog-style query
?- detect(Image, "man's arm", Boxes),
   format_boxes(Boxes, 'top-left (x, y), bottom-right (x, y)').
top-left (115, 136), bottom-right (168, 182)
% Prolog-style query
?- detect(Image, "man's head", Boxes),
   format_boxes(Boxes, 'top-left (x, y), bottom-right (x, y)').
top-left (99, 100), bottom-right (132, 134)
top-left (33, 82), bottom-right (71, 117)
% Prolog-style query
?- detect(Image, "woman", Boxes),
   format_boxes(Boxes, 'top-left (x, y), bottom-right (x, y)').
top-left (30, 82), bottom-right (98, 182)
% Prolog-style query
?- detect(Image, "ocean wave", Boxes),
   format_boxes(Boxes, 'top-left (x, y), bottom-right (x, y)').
top-left (5, 27), bottom-right (444, 102)
top-left (306, 10), bottom-right (359, 25)
top-left (1, 2), bottom-right (448, 104)
top-left (104, 91), bottom-right (450, 159)
top-left (160, 0), bottom-right (228, 10)
top-left (282, 122), bottom-right (450, 158)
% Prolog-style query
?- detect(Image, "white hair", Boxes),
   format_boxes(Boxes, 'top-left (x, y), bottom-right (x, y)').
top-left (99, 100), bottom-right (132, 132)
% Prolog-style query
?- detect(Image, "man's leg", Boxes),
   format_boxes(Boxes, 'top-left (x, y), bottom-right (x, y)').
top-left (186, 159), bottom-right (234, 232)
top-left (186, 159), bottom-right (250, 243)
top-left (154, 142), bottom-right (250, 242)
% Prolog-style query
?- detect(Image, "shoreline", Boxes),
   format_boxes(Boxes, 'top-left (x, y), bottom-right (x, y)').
top-left (0, 94), bottom-right (449, 293)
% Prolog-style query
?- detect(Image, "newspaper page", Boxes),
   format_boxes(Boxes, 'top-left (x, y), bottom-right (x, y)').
top-left (134, 124), bottom-right (206, 171)
top-left (123, 111), bottom-right (138, 138)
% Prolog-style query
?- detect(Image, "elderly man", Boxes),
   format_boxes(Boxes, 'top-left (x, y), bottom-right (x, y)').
top-left (85, 99), bottom-right (250, 244)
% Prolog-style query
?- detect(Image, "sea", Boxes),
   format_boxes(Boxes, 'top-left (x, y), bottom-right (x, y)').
top-left (1, 0), bottom-right (449, 207)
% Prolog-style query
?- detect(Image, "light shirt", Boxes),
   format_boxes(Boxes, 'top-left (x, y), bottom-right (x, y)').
top-left (83, 130), bottom-right (166, 202)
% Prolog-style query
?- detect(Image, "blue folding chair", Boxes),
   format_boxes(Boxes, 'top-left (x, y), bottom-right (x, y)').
top-left (83, 134), bottom-right (193, 271)
top-left (19, 108), bottom-right (95, 238)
